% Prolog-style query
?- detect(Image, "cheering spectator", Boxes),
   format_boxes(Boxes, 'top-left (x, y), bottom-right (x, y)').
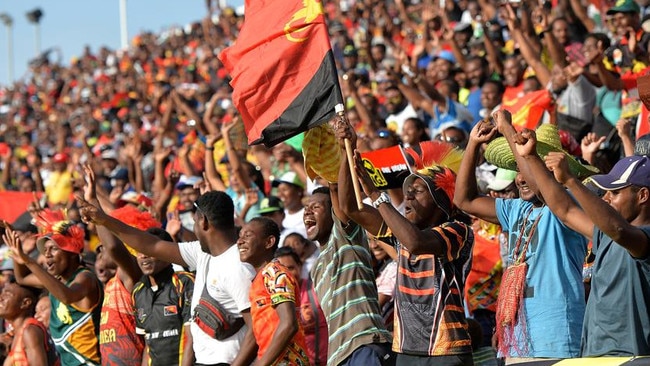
top-left (0, 278), bottom-right (59, 365)
top-left (4, 214), bottom-right (102, 365)
top-left (237, 217), bottom-right (309, 365)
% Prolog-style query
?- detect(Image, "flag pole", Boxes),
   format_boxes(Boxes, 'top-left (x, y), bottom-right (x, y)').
top-left (336, 104), bottom-right (364, 210)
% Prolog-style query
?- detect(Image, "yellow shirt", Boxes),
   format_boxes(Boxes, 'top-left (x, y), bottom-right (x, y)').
top-left (45, 170), bottom-right (73, 205)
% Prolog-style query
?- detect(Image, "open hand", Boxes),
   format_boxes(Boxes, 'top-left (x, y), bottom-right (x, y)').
top-left (2, 228), bottom-right (31, 266)
top-left (244, 187), bottom-right (260, 207)
top-left (166, 210), bottom-right (182, 239)
top-left (81, 164), bottom-right (98, 203)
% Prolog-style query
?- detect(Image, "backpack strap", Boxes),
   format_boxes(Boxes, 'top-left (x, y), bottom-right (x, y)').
top-left (305, 277), bottom-right (320, 366)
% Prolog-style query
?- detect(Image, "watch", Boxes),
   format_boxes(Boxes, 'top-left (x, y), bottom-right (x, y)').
top-left (372, 192), bottom-right (391, 208)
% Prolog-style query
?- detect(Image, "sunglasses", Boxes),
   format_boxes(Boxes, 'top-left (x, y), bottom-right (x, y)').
top-left (436, 135), bottom-right (463, 143)
top-left (193, 201), bottom-right (203, 215)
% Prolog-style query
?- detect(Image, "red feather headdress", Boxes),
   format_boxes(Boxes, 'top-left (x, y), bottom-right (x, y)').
top-left (404, 141), bottom-right (464, 218)
top-left (108, 205), bottom-right (161, 256)
top-left (34, 210), bottom-right (85, 254)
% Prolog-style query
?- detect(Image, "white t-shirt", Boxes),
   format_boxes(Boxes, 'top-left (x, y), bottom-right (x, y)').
top-left (178, 242), bottom-right (256, 364)
top-left (301, 248), bottom-right (320, 280)
top-left (282, 208), bottom-right (307, 239)
top-left (386, 103), bottom-right (418, 136)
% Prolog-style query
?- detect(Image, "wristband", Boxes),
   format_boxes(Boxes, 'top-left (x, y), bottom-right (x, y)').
top-left (372, 192), bottom-right (391, 208)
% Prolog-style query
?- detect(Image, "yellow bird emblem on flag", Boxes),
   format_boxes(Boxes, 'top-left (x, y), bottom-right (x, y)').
top-left (284, 0), bottom-right (324, 42)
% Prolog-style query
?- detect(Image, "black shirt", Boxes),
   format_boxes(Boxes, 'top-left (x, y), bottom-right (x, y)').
top-left (133, 266), bottom-right (194, 365)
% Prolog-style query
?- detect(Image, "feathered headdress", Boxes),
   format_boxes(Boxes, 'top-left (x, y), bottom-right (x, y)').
top-left (109, 205), bottom-right (161, 256)
top-left (404, 140), bottom-right (463, 173)
top-left (403, 141), bottom-right (464, 218)
top-left (110, 205), bottom-right (160, 231)
top-left (35, 210), bottom-right (85, 254)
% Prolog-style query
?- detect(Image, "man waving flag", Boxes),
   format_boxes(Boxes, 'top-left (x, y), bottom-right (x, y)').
top-left (219, 0), bottom-right (343, 147)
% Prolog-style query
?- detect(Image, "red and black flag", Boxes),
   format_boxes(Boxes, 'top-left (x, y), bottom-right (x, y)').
top-left (360, 145), bottom-right (412, 190)
top-left (219, 0), bottom-right (342, 147)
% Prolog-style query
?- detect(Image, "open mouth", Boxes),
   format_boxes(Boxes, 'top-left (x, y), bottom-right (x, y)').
top-left (304, 218), bottom-right (316, 236)
top-left (139, 259), bottom-right (153, 270)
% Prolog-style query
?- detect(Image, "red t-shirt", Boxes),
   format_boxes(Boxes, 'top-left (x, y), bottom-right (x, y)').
top-left (99, 273), bottom-right (145, 366)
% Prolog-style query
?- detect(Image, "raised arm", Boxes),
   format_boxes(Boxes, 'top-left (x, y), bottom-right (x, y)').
top-left (222, 118), bottom-right (252, 189)
top-left (204, 134), bottom-right (228, 192)
top-left (494, 110), bottom-right (541, 198)
top-left (562, 162), bottom-right (650, 258)
top-left (4, 231), bottom-right (41, 289)
top-left (352, 150), bottom-right (450, 256)
top-left (333, 117), bottom-right (451, 255)
top-left (77, 198), bottom-right (187, 267)
top-left (4, 228), bottom-right (100, 307)
top-left (505, 5), bottom-right (551, 86)
top-left (453, 119), bottom-right (500, 223)
top-left (514, 131), bottom-right (594, 238)
top-left (334, 117), bottom-right (384, 235)
top-left (82, 165), bottom-right (142, 291)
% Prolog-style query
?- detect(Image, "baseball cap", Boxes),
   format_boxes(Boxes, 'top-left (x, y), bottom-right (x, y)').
top-left (101, 149), bottom-right (118, 160)
top-left (589, 156), bottom-right (650, 191)
top-left (433, 50), bottom-right (457, 65)
top-left (486, 168), bottom-right (517, 192)
top-left (343, 45), bottom-right (358, 57)
top-left (607, 0), bottom-right (640, 14)
top-left (118, 191), bottom-right (153, 209)
top-left (258, 196), bottom-right (284, 215)
top-left (176, 175), bottom-right (202, 190)
top-left (109, 168), bottom-right (129, 181)
top-left (330, 21), bottom-right (345, 34)
top-left (0, 258), bottom-right (14, 271)
top-left (272, 171), bottom-right (305, 189)
top-left (52, 152), bottom-right (69, 164)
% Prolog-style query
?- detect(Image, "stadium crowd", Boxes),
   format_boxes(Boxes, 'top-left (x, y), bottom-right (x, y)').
top-left (0, 0), bottom-right (649, 364)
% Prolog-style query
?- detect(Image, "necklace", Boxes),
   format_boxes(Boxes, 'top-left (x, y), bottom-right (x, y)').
top-left (511, 206), bottom-right (543, 265)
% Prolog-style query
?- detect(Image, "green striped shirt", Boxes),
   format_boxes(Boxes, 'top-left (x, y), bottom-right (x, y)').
top-left (310, 215), bottom-right (392, 366)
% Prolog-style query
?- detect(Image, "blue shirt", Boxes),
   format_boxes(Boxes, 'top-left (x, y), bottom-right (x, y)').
top-left (496, 199), bottom-right (587, 358)
top-left (467, 88), bottom-right (483, 124)
top-left (429, 97), bottom-right (474, 138)
top-left (581, 226), bottom-right (650, 356)
top-left (226, 182), bottom-right (263, 222)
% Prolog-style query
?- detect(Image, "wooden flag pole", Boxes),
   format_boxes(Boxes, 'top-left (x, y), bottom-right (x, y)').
top-left (336, 104), bottom-right (364, 210)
